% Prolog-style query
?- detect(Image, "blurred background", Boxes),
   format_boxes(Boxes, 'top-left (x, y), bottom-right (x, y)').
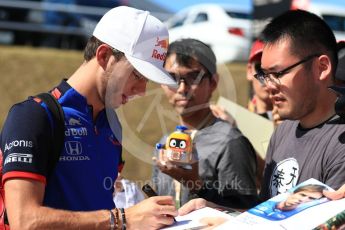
top-left (0, 0), bottom-right (345, 182)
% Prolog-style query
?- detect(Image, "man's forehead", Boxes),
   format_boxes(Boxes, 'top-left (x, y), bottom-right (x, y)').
top-left (168, 56), bottom-right (205, 72)
top-left (261, 41), bottom-right (294, 69)
top-left (262, 41), bottom-right (289, 56)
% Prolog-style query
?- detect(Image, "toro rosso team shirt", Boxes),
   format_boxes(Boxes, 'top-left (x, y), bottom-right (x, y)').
top-left (0, 80), bottom-right (122, 211)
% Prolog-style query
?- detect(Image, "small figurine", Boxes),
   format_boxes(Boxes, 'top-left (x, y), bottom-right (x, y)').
top-left (156, 125), bottom-right (193, 165)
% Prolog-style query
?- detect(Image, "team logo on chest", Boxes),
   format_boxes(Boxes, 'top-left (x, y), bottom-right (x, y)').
top-left (65, 117), bottom-right (88, 137)
top-left (60, 141), bottom-right (90, 161)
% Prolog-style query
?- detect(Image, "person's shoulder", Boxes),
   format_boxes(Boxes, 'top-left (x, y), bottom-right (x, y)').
top-left (201, 119), bottom-right (244, 140)
top-left (273, 120), bottom-right (297, 133)
top-left (204, 119), bottom-right (234, 132)
top-left (327, 115), bottom-right (345, 127)
top-left (7, 98), bottom-right (47, 119)
top-left (2, 98), bottom-right (51, 132)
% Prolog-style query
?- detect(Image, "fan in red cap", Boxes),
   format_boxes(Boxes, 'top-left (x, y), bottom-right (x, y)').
top-left (249, 39), bottom-right (264, 63)
top-left (246, 39), bottom-right (278, 121)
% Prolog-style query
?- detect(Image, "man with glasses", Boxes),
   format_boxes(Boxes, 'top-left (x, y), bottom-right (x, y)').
top-left (176, 10), bottom-right (345, 227)
top-left (152, 38), bottom-right (258, 209)
top-left (0, 6), bottom-right (178, 229)
top-left (256, 10), bottom-right (345, 202)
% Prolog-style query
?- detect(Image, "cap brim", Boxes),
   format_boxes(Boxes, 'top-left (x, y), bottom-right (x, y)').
top-left (329, 85), bottom-right (345, 95)
top-left (126, 55), bottom-right (178, 88)
top-left (249, 51), bottom-right (262, 63)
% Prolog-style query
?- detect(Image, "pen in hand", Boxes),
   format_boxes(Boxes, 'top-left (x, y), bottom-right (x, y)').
top-left (142, 184), bottom-right (177, 223)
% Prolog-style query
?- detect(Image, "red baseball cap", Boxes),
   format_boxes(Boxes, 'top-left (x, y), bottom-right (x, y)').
top-left (249, 39), bottom-right (264, 63)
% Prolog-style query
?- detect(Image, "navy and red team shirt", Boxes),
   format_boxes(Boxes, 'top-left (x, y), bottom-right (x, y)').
top-left (0, 80), bottom-right (123, 211)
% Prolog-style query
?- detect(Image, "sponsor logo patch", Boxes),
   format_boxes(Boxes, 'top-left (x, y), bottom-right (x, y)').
top-left (4, 140), bottom-right (33, 152)
top-left (4, 153), bottom-right (33, 165)
top-left (65, 141), bottom-right (82, 155)
top-left (61, 141), bottom-right (90, 162)
top-left (68, 118), bottom-right (82, 126)
top-left (151, 50), bottom-right (166, 61)
top-left (155, 37), bottom-right (168, 49)
top-left (152, 37), bottom-right (168, 61)
top-left (65, 127), bottom-right (88, 137)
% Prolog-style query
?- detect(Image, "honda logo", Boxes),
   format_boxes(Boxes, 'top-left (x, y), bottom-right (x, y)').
top-left (65, 141), bottom-right (82, 155)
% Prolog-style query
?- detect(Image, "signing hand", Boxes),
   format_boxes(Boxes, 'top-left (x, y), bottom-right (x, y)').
top-left (125, 196), bottom-right (177, 230)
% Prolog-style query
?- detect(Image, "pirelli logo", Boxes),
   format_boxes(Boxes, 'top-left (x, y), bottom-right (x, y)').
top-left (4, 153), bottom-right (33, 165)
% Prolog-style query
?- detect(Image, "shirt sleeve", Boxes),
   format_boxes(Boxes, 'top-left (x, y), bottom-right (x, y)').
top-left (323, 148), bottom-right (345, 190)
top-left (1, 99), bottom-right (54, 185)
top-left (218, 136), bottom-right (257, 195)
top-left (197, 135), bottom-right (259, 209)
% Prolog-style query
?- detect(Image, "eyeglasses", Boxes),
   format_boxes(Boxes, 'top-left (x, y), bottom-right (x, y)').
top-left (254, 54), bottom-right (321, 85)
top-left (169, 69), bottom-right (211, 86)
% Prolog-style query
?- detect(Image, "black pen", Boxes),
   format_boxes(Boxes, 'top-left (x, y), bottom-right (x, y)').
top-left (142, 184), bottom-right (177, 223)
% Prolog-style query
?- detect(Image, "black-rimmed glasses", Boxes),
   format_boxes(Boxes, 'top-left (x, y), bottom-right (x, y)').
top-left (254, 54), bottom-right (321, 85)
top-left (169, 69), bottom-right (211, 86)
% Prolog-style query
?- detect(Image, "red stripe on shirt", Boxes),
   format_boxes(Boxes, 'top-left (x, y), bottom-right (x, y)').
top-left (2, 171), bottom-right (46, 185)
top-left (52, 88), bottom-right (62, 99)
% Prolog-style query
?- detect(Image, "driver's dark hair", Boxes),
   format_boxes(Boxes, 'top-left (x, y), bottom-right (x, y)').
top-left (83, 36), bottom-right (124, 62)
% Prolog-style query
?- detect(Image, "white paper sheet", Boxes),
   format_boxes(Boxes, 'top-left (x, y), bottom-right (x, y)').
top-left (214, 179), bottom-right (345, 230)
top-left (161, 207), bottom-right (234, 230)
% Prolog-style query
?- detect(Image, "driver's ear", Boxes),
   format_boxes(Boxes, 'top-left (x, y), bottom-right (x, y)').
top-left (96, 44), bottom-right (112, 70)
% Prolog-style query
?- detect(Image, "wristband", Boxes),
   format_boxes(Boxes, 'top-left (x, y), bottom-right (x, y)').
top-left (114, 208), bottom-right (119, 229)
top-left (120, 208), bottom-right (127, 230)
top-left (109, 209), bottom-right (115, 230)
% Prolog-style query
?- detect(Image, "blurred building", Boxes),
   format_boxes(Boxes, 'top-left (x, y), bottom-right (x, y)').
top-left (0, 0), bottom-right (172, 49)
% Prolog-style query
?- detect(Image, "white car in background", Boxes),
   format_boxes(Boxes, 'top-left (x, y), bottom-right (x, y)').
top-left (165, 4), bottom-right (252, 63)
top-left (306, 2), bottom-right (345, 41)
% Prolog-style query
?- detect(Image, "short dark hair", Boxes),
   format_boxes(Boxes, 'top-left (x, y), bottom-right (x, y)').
top-left (165, 38), bottom-right (217, 76)
top-left (83, 36), bottom-right (124, 61)
top-left (261, 10), bottom-right (338, 76)
top-left (293, 184), bottom-right (327, 194)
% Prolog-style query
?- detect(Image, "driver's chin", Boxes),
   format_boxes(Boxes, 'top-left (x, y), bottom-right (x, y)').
top-left (104, 94), bottom-right (122, 109)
